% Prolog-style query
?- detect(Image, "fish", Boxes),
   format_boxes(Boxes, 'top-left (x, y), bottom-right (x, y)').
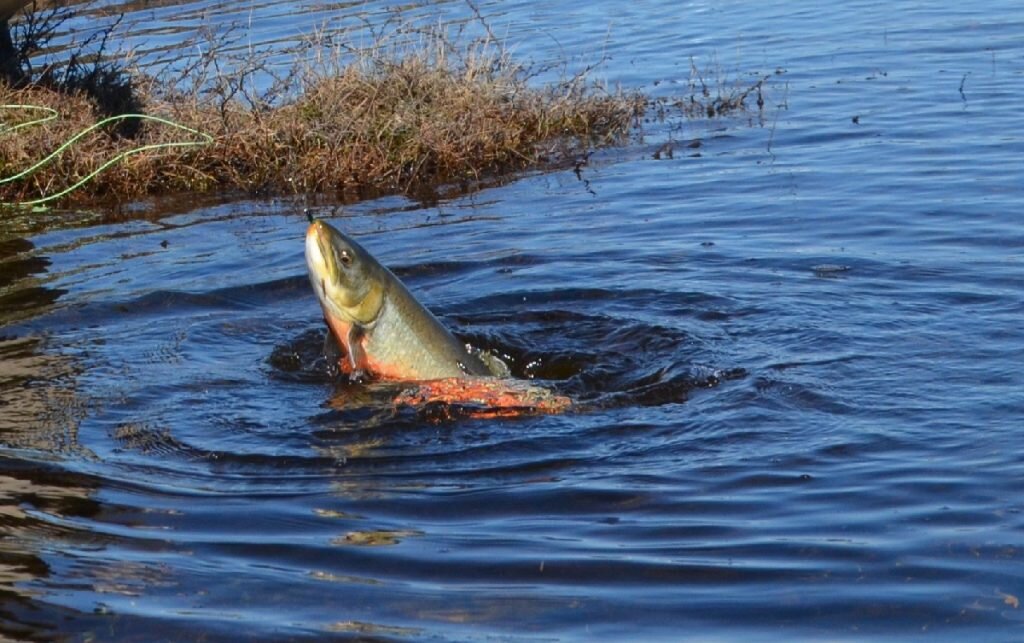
top-left (305, 218), bottom-right (570, 416)
top-left (305, 218), bottom-right (501, 381)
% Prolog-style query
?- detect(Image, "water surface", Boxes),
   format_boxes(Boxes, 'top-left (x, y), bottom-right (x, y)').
top-left (2, 1), bottom-right (1023, 640)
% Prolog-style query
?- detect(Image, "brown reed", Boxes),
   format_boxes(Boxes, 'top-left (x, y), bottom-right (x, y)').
top-left (1, 15), bottom-right (646, 207)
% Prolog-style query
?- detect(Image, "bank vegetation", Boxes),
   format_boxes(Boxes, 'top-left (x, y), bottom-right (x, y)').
top-left (0, 2), bottom-right (768, 207)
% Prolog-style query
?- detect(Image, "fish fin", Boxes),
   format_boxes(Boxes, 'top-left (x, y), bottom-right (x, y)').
top-left (321, 322), bottom-right (352, 376)
top-left (322, 329), bottom-right (343, 362)
top-left (481, 352), bottom-right (511, 378)
top-left (346, 324), bottom-right (371, 382)
top-left (467, 344), bottom-right (511, 378)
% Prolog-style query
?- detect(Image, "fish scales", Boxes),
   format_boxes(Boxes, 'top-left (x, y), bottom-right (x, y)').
top-left (364, 279), bottom-right (488, 379)
top-left (305, 219), bottom-right (493, 381)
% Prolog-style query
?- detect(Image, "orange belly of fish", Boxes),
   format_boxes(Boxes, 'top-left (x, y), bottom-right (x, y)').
top-left (323, 313), bottom-right (356, 375)
top-left (393, 378), bottom-right (572, 418)
top-left (324, 309), bottom-right (428, 379)
top-left (323, 310), bottom-right (569, 416)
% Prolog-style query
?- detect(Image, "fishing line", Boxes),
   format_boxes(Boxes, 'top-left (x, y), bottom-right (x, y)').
top-left (1, 105), bottom-right (213, 207)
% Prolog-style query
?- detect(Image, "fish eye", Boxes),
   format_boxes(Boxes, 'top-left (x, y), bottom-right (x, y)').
top-left (338, 249), bottom-right (353, 267)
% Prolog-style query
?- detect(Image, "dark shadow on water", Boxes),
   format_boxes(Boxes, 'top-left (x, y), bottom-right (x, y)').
top-left (0, 237), bottom-right (66, 325)
top-left (0, 456), bottom-right (106, 642)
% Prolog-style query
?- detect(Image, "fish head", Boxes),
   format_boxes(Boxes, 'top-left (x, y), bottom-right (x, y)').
top-left (305, 219), bottom-right (385, 327)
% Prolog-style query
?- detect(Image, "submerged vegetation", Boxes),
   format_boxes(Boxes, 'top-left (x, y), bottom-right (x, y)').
top-left (0, 2), bottom-right (770, 208)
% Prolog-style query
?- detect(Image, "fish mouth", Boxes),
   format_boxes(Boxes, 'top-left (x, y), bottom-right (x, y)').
top-left (305, 219), bottom-right (384, 326)
top-left (305, 221), bottom-right (335, 286)
top-left (306, 221), bottom-right (356, 370)
top-left (305, 221), bottom-right (347, 322)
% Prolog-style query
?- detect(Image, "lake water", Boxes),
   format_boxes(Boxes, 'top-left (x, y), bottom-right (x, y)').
top-left (2, 1), bottom-right (1023, 640)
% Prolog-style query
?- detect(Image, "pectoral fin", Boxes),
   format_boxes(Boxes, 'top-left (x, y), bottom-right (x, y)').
top-left (346, 324), bottom-right (370, 383)
top-left (322, 327), bottom-right (343, 363)
top-left (320, 317), bottom-right (354, 377)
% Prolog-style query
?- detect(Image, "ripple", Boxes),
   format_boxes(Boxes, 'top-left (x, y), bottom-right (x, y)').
top-left (269, 285), bottom-right (743, 421)
top-left (2, 1), bottom-right (1024, 639)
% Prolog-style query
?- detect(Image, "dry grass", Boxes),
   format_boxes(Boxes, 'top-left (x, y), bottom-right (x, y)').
top-left (1, 7), bottom-right (775, 208)
top-left (1, 13), bottom-right (645, 207)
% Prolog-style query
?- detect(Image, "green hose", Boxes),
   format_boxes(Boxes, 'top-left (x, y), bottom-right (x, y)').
top-left (0, 103), bottom-right (58, 133)
top-left (1, 105), bottom-right (212, 208)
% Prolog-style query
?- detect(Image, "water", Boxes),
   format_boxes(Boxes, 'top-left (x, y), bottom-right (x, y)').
top-left (3, 1), bottom-right (1024, 640)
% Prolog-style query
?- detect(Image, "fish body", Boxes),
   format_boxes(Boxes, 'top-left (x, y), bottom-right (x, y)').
top-left (305, 219), bottom-right (494, 380)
